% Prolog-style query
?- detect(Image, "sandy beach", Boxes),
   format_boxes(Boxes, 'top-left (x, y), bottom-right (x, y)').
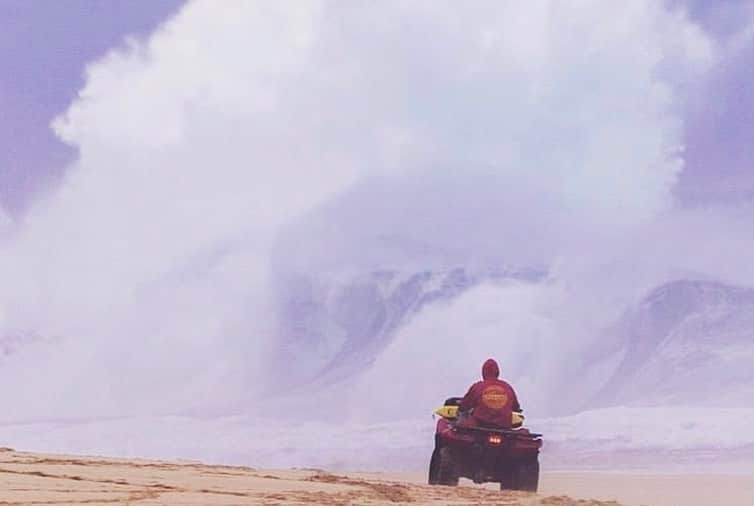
top-left (1, 448), bottom-right (752, 505)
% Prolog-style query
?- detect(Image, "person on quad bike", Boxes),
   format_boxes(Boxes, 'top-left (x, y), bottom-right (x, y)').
top-left (459, 358), bottom-right (521, 429)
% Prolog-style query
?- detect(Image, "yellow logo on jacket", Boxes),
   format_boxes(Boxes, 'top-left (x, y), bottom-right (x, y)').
top-left (481, 385), bottom-right (509, 409)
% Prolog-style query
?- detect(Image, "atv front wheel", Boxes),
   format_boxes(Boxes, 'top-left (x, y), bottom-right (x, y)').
top-left (434, 447), bottom-right (459, 486)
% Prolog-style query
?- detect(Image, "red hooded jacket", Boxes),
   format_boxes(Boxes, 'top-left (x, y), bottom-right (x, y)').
top-left (459, 359), bottom-right (521, 429)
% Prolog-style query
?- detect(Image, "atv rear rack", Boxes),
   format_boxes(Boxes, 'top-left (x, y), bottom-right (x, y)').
top-left (455, 425), bottom-right (542, 439)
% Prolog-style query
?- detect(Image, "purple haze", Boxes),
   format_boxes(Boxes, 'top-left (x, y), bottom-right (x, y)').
top-left (1, 1), bottom-right (753, 214)
top-left (0, 2), bottom-right (752, 471)
top-left (0, 0), bottom-right (184, 214)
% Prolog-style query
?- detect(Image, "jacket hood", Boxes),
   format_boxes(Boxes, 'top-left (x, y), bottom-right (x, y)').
top-left (482, 358), bottom-right (500, 379)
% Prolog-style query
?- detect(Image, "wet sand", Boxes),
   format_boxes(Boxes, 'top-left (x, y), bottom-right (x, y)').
top-left (541, 471), bottom-right (754, 506)
top-left (0, 448), bottom-right (751, 505)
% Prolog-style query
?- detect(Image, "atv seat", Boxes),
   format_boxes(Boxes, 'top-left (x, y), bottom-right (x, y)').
top-left (435, 403), bottom-right (526, 429)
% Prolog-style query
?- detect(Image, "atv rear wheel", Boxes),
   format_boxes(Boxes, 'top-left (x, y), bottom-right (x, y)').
top-left (506, 458), bottom-right (539, 492)
top-left (434, 447), bottom-right (459, 486)
top-left (428, 448), bottom-right (439, 485)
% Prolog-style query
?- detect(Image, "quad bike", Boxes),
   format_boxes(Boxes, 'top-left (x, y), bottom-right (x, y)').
top-left (428, 397), bottom-right (542, 492)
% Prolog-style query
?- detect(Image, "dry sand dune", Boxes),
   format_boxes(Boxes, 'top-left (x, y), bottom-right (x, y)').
top-left (1, 448), bottom-right (752, 505)
top-left (0, 448), bottom-right (616, 506)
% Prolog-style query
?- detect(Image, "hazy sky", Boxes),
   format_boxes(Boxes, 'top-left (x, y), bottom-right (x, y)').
top-left (0, 0), bottom-right (183, 213)
top-left (0, 1), bottom-right (753, 421)
top-left (1, 1), bottom-right (753, 216)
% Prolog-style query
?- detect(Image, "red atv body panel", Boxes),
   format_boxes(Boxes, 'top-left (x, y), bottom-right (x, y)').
top-left (436, 417), bottom-right (542, 459)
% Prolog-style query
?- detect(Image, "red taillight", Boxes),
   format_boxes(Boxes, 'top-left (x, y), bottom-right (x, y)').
top-left (488, 435), bottom-right (502, 445)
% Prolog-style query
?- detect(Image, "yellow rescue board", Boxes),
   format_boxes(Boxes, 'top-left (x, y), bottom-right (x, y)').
top-left (434, 405), bottom-right (524, 427)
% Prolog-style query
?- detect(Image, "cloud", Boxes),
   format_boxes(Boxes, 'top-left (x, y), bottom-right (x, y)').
top-left (0, 1), bottom-right (718, 421)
